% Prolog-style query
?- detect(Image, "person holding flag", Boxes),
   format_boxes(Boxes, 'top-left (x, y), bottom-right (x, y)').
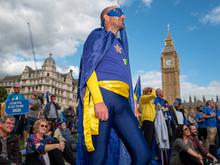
top-left (76, 5), bottom-right (149, 165)
top-left (139, 87), bottom-right (156, 150)
top-left (134, 76), bottom-right (142, 104)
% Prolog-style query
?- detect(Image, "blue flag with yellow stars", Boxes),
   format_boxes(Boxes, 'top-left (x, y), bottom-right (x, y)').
top-left (134, 76), bottom-right (141, 103)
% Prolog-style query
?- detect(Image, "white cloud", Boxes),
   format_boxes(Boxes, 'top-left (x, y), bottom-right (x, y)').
top-left (187, 25), bottom-right (197, 32)
top-left (133, 70), bottom-right (161, 89)
top-left (201, 5), bottom-right (220, 25)
top-left (0, 55), bottom-right (80, 79)
top-left (142, 0), bottom-right (153, 7)
top-left (0, 56), bottom-right (43, 77)
top-left (0, 0), bottom-right (118, 77)
top-left (133, 70), bottom-right (220, 101)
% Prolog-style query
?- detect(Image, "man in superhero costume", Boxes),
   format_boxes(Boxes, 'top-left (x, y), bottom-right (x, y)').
top-left (76, 6), bottom-right (149, 165)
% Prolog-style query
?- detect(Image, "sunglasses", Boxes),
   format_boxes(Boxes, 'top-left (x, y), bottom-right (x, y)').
top-left (40, 124), bottom-right (48, 128)
top-left (183, 127), bottom-right (189, 131)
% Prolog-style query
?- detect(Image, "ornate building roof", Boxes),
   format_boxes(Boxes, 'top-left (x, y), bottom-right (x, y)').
top-left (44, 53), bottom-right (56, 65)
top-left (42, 53), bottom-right (56, 71)
top-left (0, 75), bottom-right (21, 82)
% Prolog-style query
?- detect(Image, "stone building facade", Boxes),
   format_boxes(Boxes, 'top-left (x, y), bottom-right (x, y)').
top-left (0, 54), bottom-right (77, 109)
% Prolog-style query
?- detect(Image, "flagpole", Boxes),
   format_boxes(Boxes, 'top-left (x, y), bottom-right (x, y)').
top-left (117, 0), bottom-right (120, 6)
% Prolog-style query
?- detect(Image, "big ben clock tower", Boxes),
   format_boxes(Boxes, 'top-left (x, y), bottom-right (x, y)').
top-left (161, 26), bottom-right (180, 103)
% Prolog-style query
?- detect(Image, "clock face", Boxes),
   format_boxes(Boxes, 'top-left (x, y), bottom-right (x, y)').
top-left (165, 59), bottom-right (173, 66)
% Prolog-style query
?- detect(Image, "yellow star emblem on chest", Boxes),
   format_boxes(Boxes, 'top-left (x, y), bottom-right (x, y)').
top-left (114, 44), bottom-right (122, 54)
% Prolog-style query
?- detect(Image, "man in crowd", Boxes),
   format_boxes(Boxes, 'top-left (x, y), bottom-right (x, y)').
top-left (195, 105), bottom-right (207, 142)
top-left (189, 124), bottom-right (217, 163)
top-left (154, 88), bottom-right (165, 107)
top-left (54, 119), bottom-right (76, 164)
top-left (77, 5), bottom-right (149, 165)
top-left (45, 95), bottom-right (61, 131)
top-left (5, 83), bottom-right (25, 101)
top-left (0, 115), bottom-right (22, 165)
top-left (202, 100), bottom-right (217, 153)
top-left (63, 106), bottom-right (75, 130)
top-left (5, 82), bottom-right (25, 135)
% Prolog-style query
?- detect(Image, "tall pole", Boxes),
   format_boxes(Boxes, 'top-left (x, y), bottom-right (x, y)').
top-left (117, 0), bottom-right (120, 6)
top-left (27, 22), bottom-right (38, 70)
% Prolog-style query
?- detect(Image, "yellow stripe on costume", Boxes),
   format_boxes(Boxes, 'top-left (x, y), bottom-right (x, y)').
top-left (83, 87), bottom-right (99, 152)
top-left (98, 81), bottom-right (129, 98)
top-left (83, 80), bottom-right (129, 152)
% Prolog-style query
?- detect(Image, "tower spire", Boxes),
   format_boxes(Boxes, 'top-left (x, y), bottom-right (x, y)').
top-left (163, 24), bottom-right (175, 52)
top-left (166, 24), bottom-right (173, 42)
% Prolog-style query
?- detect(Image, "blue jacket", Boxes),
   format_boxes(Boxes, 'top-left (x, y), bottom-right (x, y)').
top-left (6, 93), bottom-right (25, 101)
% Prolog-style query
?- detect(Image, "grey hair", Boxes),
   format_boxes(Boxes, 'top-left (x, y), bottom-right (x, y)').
top-left (0, 115), bottom-right (15, 123)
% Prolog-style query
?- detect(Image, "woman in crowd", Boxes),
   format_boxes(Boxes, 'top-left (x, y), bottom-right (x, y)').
top-left (139, 87), bottom-right (156, 150)
top-left (170, 125), bottom-right (203, 165)
top-left (26, 119), bottom-right (65, 165)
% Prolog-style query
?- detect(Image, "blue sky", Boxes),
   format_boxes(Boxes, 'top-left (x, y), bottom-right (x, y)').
top-left (126, 0), bottom-right (220, 84)
top-left (63, 0), bottom-right (220, 99)
top-left (0, 0), bottom-right (220, 100)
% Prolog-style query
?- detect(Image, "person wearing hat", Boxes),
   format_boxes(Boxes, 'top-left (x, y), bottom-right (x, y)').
top-left (77, 5), bottom-right (149, 165)
top-left (53, 119), bottom-right (75, 165)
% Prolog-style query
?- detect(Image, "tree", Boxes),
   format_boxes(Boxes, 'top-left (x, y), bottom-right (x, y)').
top-left (0, 86), bottom-right (8, 103)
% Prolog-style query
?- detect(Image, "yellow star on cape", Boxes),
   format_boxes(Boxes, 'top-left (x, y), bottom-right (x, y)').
top-left (123, 58), bottom-right (127, 65)
top-left (114, 44), bottom-right (122, 54)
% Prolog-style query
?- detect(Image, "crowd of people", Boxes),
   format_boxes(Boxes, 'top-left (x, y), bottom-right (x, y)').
top-left (1, 4), bottom-right (220, 165)
top-left (138, 87), bottom-right (220, 165)
top-left (0, 82), bottom-right (77, 165)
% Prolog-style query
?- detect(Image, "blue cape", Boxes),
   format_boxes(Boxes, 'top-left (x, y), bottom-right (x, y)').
top-left (76, 27), bottom-right (134, 165)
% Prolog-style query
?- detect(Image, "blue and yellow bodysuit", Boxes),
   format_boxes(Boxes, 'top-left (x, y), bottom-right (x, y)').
top-left (76, 17), bottom-right (149, 165)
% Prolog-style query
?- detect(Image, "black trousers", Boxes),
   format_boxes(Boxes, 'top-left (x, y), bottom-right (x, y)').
top-left (26, 149), bottom-right (65, 165)
top-left (62, 143), bottom-right (75, 165)
top-left (142, 120), bottom-right (154, 149)
top-left (198, 127), bottom-right (207, 141)
top-left (179, 151), bottom-right (202, 165)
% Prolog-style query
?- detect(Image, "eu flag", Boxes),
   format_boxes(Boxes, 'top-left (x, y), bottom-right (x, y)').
top-left (134, 76), bottom-right (141, 103)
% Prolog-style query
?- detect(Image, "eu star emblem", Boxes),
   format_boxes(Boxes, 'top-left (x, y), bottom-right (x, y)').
top-left (123, 58), bottom-right (127, 65)
top-left (114, 44), bottom-right (122, 54)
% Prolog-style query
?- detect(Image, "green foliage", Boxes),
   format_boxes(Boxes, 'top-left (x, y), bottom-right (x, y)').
top-left (0, 86), bottom-right (8, 103)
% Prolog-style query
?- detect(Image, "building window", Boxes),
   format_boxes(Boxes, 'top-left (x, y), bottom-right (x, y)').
top-left (47, 73), bottom-right (50, 76)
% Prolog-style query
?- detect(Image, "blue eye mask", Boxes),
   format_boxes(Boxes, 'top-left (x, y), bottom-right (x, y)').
top-left (101, 8), bottom-right (124, 27)
top-left (107, 8), bottom-right (124, 17)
